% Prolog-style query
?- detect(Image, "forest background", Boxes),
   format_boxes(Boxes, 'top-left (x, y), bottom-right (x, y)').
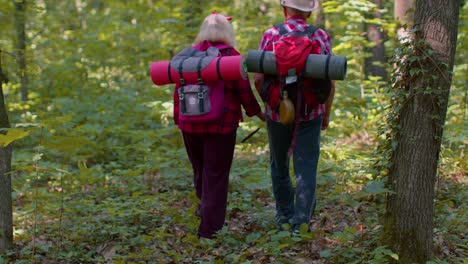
top-left (0, 0), bottom-right (466, 263)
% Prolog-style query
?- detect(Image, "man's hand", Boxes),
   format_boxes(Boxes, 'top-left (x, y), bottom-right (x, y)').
top-left (322, 81), bottom-right (335, 130)
top-left (321, 114), bottom-right (329, 130)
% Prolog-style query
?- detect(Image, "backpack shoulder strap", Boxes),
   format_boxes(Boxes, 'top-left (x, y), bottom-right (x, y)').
top-left (212, 43), bottom-right (232, 51)
top-left (211, 44), bottom-right (234, 56)
top-left (274, 23), bottom-right (289, 36)
top-left (304, 25), bottom-right (319, 39)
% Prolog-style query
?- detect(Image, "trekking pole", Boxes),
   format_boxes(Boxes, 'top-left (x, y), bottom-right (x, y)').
top-left (241, 127), bottom-right (260, 143)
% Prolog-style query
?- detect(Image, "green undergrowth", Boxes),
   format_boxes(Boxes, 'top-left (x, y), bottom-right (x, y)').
top-left (1, 1), bottom-right (466, 263)
top-left (2, 72), bottom-right (465, 263)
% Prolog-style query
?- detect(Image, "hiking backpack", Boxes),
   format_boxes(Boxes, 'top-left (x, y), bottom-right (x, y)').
top-left (170, 44), bottom-right (230, 123)
top-left (261, 23), bottom-right (332, 122)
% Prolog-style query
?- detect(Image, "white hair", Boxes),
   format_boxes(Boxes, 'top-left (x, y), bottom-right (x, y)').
top-left (194, 13), bottom-right (235, 47)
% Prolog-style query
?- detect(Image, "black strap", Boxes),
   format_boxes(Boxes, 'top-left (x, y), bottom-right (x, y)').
top-left (276, 22), bottom-right (318, 37)
top-left (275, 22), bottom-right (319, 40)
top-left (177, 56), bottom-right (190, 85)
top-left (216, 57), bottom-right (223, 80)
top-left (304, 25), bottom-right (318, 39)
top-left (214, 46), bottom-right (233, 80)
top-left (179, 86), bottom-right (186, 113)
top-left (275, 23), bottom-right (289, 36)
top-left (324, 55), bottom-right (331, 80)
top-left (177, 51), bottom-right (196, 113)
top-left (196, 57), bottom-right (204, 84)
top-left (168, 63), bottom-right (173, 83)
top-left (198, 85), bottom-right (204, 113)
top-left (259, 51), bottom-right (266, 73)
top-left (218, 46), bottom-right (232, 56)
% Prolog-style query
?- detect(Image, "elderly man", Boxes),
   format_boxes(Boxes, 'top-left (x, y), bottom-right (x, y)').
top-left (254, 0), bottom-right (335, 233)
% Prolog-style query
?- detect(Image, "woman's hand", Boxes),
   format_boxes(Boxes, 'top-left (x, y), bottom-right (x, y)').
top-left (257, 111), bottom-right (266, 122)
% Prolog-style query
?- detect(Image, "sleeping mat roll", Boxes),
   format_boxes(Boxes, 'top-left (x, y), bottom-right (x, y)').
top-left (150, 56), bottom-right (248, 86)
top-left (246, 50), bottom-right (347, 80)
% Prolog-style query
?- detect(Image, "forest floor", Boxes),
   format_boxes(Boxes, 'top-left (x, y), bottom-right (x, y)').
top-left (6, 124), bottom-right (466, 264)
top-left (2, 81), bottom-right (466, 264)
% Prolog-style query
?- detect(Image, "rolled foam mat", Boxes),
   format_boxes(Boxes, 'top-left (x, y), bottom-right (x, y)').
top-left (246, 50), bottom-right (347, 80)
top-left (150, 56), bottom-right (247, 86)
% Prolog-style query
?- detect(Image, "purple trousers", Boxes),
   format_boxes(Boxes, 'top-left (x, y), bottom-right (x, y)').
top-left (182, 130), bottom-right (236, 238)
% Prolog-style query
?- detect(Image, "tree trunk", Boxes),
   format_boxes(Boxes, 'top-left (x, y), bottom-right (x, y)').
top-left (0, 50), bottom-right (13, 254)
top-left (14, 0), bottom-right (28, 101)
top-left (365, 0), bottom-right (387, 79)
top-left (394, 0), bottom-right (415, 40)
top-left (314, 1), bottom-right (325, 29)
top-left (383, 0), bottom-right (460, 263)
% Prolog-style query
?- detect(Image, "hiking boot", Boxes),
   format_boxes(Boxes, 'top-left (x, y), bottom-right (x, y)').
top-left (292, 229), bottom-right (300, 236)
top-left (292, 223), bottom-right (310, 234)
top-left (276, 217), bottom-right (291, 231)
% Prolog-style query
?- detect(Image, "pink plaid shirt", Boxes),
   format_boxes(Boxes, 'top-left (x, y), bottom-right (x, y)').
top-left (258, 16), bottom-right (333, 122)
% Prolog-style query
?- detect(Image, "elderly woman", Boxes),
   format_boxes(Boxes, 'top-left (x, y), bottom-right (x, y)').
top-left (173, 12), bottom-right (264, 239)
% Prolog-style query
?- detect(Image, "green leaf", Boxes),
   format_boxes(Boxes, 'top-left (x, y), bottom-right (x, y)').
top-left (320, 249), bottom-right (333, 258)
top-left (43, 135), bottom-right (91, 152)
top-left (278, 243), bottom-right (290, 250)
top-left (246, 232), bottom-right (261, 244)
top-left (0, 129), bottom-right (30, 147)
top-left (391, 140), bottom-right (398, 150)
top-left (389, 253), bottom-right (399, 260)
top-left (364, 180), bottom-right (386, 195)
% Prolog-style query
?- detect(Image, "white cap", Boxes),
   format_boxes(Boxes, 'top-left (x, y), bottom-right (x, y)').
top-left (279, 0), bottom-right (319, 12)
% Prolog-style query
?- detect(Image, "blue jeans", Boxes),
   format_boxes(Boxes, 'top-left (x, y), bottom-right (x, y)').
top-left (266, 116), bottom-right (322, 228)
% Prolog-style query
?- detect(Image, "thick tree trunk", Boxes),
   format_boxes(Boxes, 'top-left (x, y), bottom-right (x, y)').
top-left (14, 0), bottom-right (28, 101)
top-left (384, 0), bottom-right (460, 263)
top-left (394, 0), bottom-right (415, 40)
top-left (0, 50), bottom-right (13, 254)
top-left (394, 0), bottom-right (415, 21)
top-left (365, 0), bottom-right (387, 79)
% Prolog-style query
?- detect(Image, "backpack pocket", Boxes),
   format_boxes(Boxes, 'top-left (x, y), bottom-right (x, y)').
top-left (177, 82), bottom-right (225, 123)
top-left (179, 84), bottom-right (211, 116)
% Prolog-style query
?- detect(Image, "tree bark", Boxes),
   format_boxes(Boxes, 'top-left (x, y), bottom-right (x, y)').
top-left (384, 0), bottom-right (460, 263)
top-left (14, 0), bottom-right (28, 101)
top-left (395, 0), bottom-right (415, 40)
top-left (314, 1), bottom-right (325, 29)
top-left (365, 0), bottom-right (387, 79)
top-left (0, 50), bottom-right (13, 254)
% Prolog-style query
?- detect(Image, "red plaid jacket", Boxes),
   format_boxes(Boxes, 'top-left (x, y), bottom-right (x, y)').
top-left (173, 41), bottom-right (261, 134)
top-left (258, 16), bottom-right (333, 122)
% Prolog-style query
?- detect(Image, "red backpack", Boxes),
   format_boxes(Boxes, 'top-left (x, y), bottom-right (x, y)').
top-left (261, 23), bottom-right (332, 119)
